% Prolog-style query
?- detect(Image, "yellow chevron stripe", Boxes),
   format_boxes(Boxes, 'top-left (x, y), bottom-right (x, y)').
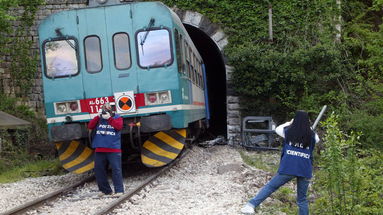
top-left (59, 141), bottom-right (79, 161)
top-left (154, 132), bottom-right (184, 150)
top-left (143, 140), bottom-right (178, 159)
top-left (62, 147), bottom-right (93, 169)
top-left (73, 161), bottom-right (95, 174)
top-left (141, 154), bottom-right (166, 167)
top-left (175, 129), bottom-right (187, 137)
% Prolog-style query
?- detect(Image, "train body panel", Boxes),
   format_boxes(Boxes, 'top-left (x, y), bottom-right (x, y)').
top-left (38, 1), bottom-right (207, 171)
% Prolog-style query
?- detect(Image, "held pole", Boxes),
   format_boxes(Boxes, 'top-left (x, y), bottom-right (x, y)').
top-left (312, 105), bottom-right (327, 130)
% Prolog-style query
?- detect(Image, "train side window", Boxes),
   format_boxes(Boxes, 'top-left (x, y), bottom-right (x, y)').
top-left (180, 35), bottom-right (186, 74)
top-left (113, 33), bottom-right (131, 70)
top-left (184, 42), bottom-right (189, 61)
top-left (191, 65), bottom-right (195, 83)
top-left (174, 29), bottom-right (182, 73)
top-left (200, 64), bottom-right (204, 89)
top-left (187, 61), bottom-right (191, 79)
top-left (136, 29), bottom-right (173, 68)
top-left (43, 39), bottom-right (78, 78)
top-left (84, 36), bottom-right (102, 73)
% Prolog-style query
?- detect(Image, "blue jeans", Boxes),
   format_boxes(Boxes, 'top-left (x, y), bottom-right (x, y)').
top-left (248, 173), bottom-right (310, 215)
top-left (94, 152), bottom-right (124, 194)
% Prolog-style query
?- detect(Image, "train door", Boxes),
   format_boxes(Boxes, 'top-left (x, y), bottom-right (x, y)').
top-left (104, 5), bottom-right (138, 94)
top-left (77, 8), bottom-right (113, 99)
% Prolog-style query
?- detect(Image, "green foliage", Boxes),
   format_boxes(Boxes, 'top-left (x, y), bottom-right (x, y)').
top-left (0, 0), bottom-right (44, 95)
top-left (158, 0), bottom-right (382, 127)
top-left (0, 121), bottom-right (55, 184)
top-left (342, 0), bottom-right (383, 80)
top-left (239, 150), bottom-right (296, 214)
top-left (161, 0), bottom-right (383, 211)
top-left (239, 150), bottom-right (280, 173)
top-left (0, 0), bottom-right (48, 171)
top-left (228, 42), bottom-right (349, 119)
top-left (0, 93), bottom-right (34, 118)
top-left (341, 82), bottom-right (383, 151)
top-left (157, 0), bottom-right (342, 119)
top-left (8, 0), bottom-right (44, 95)
top-left (0, 93), bottom-right (48, 153)
top-left (0, 157), bottom-right (64, 183)
top-left (312, 113), bottom-right (383, 214)
top-left (0, 0), bottom-right (17, 67)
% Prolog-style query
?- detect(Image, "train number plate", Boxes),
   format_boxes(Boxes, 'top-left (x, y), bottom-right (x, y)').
top-left (80, 96), bottom-right (115, 114)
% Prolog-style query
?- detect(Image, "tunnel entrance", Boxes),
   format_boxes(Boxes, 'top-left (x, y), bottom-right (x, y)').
top-left (184, 24), bottom-right (227, 137)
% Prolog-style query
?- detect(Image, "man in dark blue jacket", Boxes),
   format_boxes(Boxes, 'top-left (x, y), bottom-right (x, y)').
top-left (88, 103), bottom-right (124, 197)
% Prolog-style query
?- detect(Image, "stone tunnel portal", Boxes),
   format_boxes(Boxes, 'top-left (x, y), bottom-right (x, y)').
top-left (184, 24), bottom-right (227, 137)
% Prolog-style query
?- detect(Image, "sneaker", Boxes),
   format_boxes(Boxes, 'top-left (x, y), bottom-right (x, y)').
top-left (241, 203), bottom-right (255, 214)
top-left (97, 192), bottom-right (112, 197)
top-left (113, 192), bottom-right (124, 197)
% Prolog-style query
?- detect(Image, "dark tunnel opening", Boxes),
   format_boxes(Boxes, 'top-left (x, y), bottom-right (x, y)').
top-left (184, 24), bottom-right (227, 137)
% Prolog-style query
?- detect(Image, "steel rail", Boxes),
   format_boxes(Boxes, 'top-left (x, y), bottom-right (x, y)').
top-left (94, 148), bottom-right (190, 215)
top-left (0, 175), bottom-right (95, 215)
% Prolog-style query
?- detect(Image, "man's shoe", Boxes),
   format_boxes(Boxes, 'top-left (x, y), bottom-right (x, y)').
top-left (97, 192), bottom-right (112, 197)
top-left (241, 203), bottom-right (255, 214)
top-left (113, 192), bottom-right (124, 197)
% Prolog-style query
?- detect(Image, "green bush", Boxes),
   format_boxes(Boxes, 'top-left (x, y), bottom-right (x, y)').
top-left (228, 43), bottom-right (348, 119)
top-left (341, 82), bottom-right (383, 151)
top-left (312, 113), bottom-right (383, 214)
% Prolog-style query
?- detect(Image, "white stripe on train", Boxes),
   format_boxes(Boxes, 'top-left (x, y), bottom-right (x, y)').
top-left (46, 104), bottom-right (205, 124)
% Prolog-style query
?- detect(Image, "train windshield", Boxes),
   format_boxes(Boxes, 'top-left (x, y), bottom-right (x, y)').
top-left (43, 39), bottom-right (78, 78)
top-left (137, 29), bottom-right (172, 68)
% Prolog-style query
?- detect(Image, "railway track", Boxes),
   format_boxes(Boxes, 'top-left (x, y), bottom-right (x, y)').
top-left (1, 175), bottom-right (95, 215)
top-left (1, 149), bottom-right (189, 215)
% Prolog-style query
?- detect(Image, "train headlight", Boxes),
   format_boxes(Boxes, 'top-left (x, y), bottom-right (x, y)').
top-left (159, 91), bottom-right (171, 104)
top-left (56, 103), bottom-right (67, 114)
top-left (54, 100), bottom-right (81, 115)
top-left (147, 93), bottom-right (157, 104)
top-left (144, 91), bottom-right (172, 106)
top-left (69, 101), bottom-right (80, 113)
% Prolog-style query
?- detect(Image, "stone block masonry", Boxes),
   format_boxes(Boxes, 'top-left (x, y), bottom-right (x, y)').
top-left (0, 0), bottom-right (88, 111)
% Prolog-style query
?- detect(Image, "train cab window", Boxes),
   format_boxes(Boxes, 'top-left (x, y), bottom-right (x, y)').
top-left (43, 39), bottom-right (78, 78)
top-left (137, 29), bottom-right (172, 68)
top-left (84, 36), bottom-right (102, 73)
top-left (113, 33), bottom-right (131, 70)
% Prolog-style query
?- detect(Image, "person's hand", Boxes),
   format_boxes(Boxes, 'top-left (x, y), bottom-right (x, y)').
top-left (102, 112), bottom-right (111, 120)
top-left (98, 108), bottom-right (103, 117)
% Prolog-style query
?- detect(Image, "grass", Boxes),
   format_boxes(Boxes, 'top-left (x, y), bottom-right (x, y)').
top-left (0, 159), bottom-right (65, 184)
top-left (239, 149), bottom-right (297, 215)
top-left (239, 149), bottom-right (280, 173)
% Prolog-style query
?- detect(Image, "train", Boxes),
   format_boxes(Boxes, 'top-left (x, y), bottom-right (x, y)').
top-left (38, 0), bottom-right (209, 174)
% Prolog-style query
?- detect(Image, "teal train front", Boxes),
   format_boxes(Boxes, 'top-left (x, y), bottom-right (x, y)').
top-left (38, 0), bottom-right (209, 173)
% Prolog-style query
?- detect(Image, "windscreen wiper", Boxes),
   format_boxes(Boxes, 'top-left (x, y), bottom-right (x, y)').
top-left (55, 28), bottom-right (75, 49)
top-left (140, 18), bottom-right (155, 55)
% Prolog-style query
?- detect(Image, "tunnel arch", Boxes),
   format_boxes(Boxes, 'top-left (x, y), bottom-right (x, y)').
top-left (172, 9), bottom-right (241, 143)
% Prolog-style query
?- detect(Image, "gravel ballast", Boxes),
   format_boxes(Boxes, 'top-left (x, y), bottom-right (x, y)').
top-left (0, 145), bottom-right (285, 215)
